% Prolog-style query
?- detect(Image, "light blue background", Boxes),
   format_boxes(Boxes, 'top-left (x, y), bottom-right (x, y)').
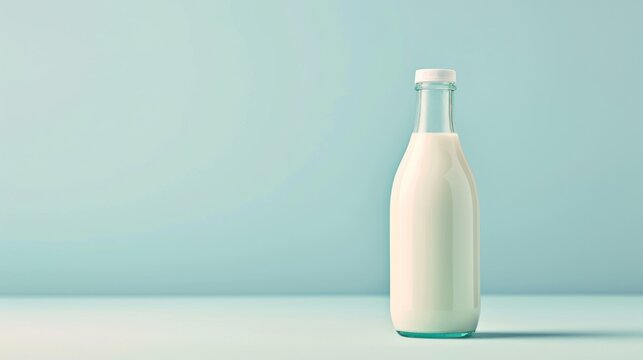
top-left (1, 0), bottom-right (642, 295)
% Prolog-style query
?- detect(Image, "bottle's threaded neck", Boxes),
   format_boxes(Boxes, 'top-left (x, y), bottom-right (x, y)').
top-left (414, 82), bottom-right (456, 133)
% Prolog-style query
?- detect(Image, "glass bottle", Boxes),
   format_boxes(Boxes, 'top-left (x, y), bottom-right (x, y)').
top-left (390, 69), bottom-right (480, 338)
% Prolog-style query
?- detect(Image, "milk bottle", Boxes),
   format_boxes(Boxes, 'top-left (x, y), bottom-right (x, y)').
top-left (390, 69), bottom-right (480, 338)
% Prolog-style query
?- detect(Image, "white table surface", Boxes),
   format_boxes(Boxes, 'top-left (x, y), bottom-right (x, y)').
top-left (0, 295), bottom-right (641, 359)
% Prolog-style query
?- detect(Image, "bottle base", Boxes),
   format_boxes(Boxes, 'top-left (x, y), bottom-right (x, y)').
top-left (397, 330), bottom-right (474, 338)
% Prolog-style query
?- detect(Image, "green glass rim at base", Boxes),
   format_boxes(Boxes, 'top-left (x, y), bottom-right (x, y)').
top-left (397, 330), bottom-right (474, 338)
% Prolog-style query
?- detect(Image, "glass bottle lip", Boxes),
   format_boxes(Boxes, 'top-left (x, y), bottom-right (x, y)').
top-left (415, 82), bottom-right (456, 91)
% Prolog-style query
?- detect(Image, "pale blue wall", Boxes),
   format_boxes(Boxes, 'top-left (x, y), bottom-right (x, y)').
top-left (1, 0), bottom-right (642, 295)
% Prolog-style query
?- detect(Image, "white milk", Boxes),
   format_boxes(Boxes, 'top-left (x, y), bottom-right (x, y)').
top-left (390, 132), bottom-right (480, 334)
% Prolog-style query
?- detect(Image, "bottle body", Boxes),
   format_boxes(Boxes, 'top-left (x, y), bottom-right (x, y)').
top-left (390, 70), bottom-right (479, 337)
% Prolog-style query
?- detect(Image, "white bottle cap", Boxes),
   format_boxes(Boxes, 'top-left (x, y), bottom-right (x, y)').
top-left (414, 69), bottom-right (456, 83)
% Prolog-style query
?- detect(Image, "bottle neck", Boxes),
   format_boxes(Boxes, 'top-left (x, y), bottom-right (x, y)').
top-left (414, 82), bottom-right (456, 133)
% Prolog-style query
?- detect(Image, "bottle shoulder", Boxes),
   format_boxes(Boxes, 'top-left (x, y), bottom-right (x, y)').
top-left (392, 133), bottom-right (477, 196)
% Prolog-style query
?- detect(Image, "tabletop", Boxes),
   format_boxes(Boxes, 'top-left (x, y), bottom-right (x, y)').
top-left (0, 295), bottom-right (641, 359)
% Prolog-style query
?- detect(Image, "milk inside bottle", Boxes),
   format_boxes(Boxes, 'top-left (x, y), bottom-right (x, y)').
top-left (390, 69), bottom-right (480, 338)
